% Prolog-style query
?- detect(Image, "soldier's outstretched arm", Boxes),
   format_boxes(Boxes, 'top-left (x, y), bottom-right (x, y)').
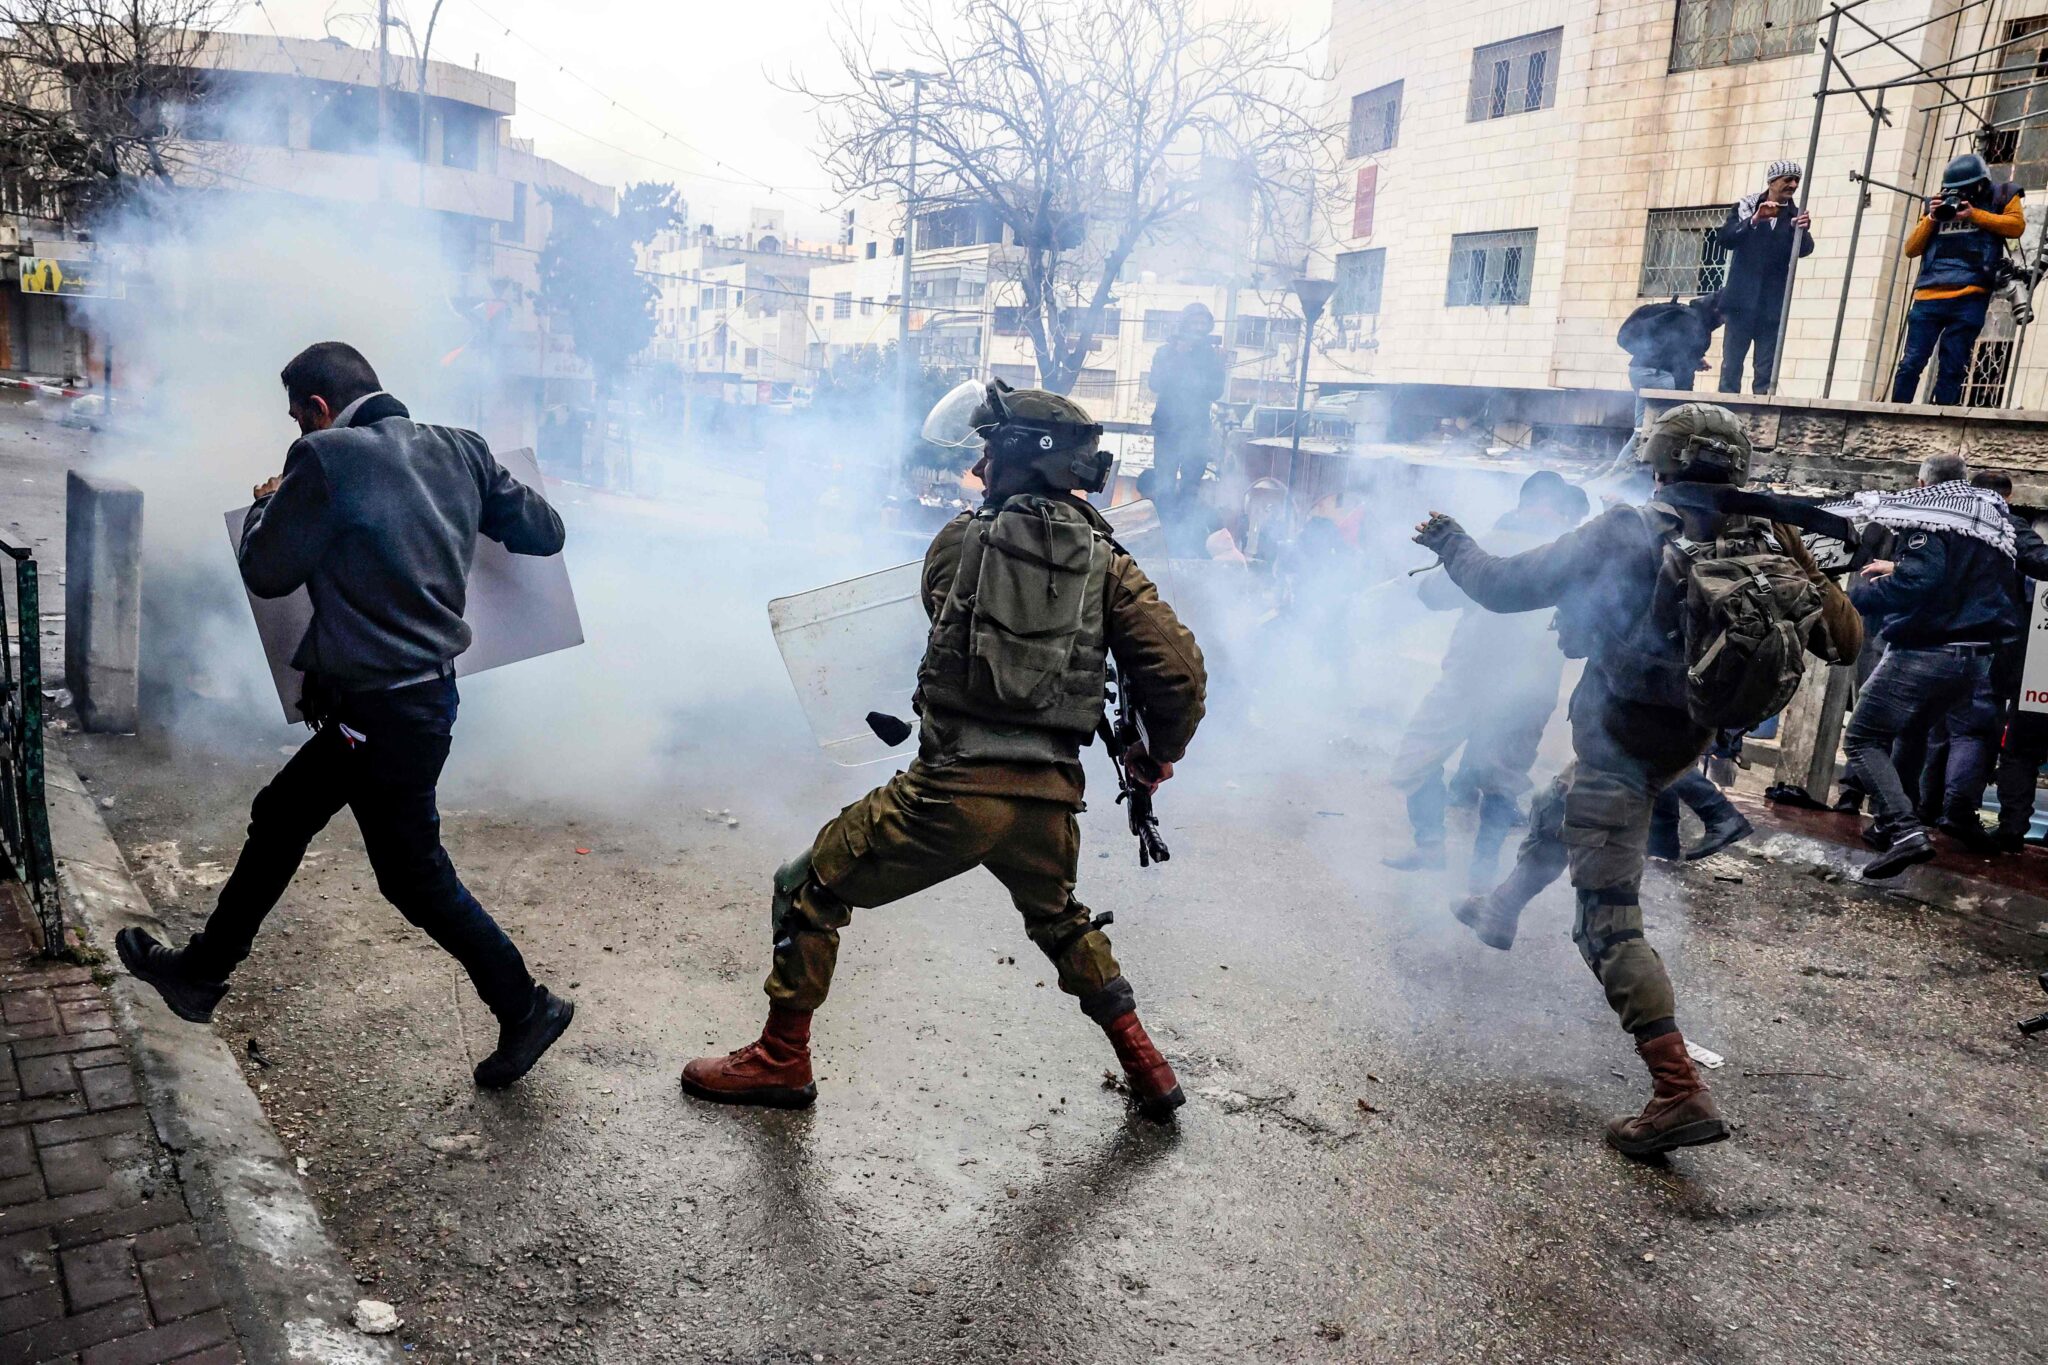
top-left (1416, 506), bottom-right (1636, 614)
top-left (1105, 555), bottom-right (1206, 765)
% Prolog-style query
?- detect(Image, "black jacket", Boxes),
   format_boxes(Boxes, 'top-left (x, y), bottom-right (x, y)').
top-left (1848, 526), bottom-right (2023, 648)
top-left (239, 393), bottom-right (566, 689)
top-left (1716, 194), bottom-right (1815, 317)
top-left (1618, 300), bottom-right (1719, 374)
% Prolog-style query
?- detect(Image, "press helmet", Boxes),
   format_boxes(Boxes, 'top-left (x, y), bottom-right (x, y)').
top-left (968, 383), bottom-right (1111, 493)
top-left (1637, 402), bottom-right (1752, 485)
top-left (1941, 152), bottom-right (1993, 194)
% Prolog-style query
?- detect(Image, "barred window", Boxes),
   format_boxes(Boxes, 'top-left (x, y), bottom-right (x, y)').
top-left (1334, 248), bottom-right (1387, 318)
top-left (1348, 80), bottom-right (1403, 157)
top-left (1469, 31), bottom-right (1561, 122)
top-left (1446, 230), bottom-right (1536, 307)
top-left (833, 291), bottom-right (852, 320)
top-left (1670, 0), bottom-right (1821, 73)
top-left (1985, 17), bottom-right (2048, 187)
top-left (1639, 206), bottom-right (1733, 297)
top-left (1141, 309), bottom-right (1180, 341)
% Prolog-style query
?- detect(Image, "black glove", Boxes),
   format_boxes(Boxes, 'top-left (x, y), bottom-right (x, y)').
top-left (1412, 513), bottom-right (1465, 553)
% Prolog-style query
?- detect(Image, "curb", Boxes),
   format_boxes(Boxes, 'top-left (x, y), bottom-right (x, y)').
top-left (44, 751), bottom-right (400, 1365)
top-left (1726, 823), bottom-right (2048, 936)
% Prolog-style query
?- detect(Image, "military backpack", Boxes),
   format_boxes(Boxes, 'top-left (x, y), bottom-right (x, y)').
top-left (1655, 518), bottom-right (1824, 730)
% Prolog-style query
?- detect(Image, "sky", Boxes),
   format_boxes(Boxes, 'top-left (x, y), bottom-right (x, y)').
top-left (252, 0), bottom-right (1333, 241)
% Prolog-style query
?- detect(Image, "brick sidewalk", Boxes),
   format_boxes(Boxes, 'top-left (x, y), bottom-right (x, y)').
top-left (0, 887), bottom-right (244, 1365)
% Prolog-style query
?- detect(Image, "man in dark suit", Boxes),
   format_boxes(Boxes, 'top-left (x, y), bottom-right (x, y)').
top-left (117, 342), bottom-right (576, 1089)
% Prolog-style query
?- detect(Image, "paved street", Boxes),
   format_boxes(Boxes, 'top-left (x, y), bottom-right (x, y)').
top-left (10, 401), bottom-right (2048, 1362)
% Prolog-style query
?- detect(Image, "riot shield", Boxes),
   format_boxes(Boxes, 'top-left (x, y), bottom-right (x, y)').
top-left (767, 499), bottom-right (1167, 765)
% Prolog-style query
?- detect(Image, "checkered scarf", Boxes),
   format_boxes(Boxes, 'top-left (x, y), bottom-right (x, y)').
top-left (1820, 480), bottom-right (2016, 558)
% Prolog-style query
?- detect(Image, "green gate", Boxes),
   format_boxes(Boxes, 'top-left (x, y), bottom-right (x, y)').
top-left (0, 534), bottom-right (63, 951)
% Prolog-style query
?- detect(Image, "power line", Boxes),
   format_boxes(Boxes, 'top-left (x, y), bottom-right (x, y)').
top-left (453, 0), bottom-right (843, 217)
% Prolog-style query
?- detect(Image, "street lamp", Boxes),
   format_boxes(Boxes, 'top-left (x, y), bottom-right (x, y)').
top-left (1286, 276), bottom-right (1337, 494)
top-left (874, 68), bottom-right (945, 455)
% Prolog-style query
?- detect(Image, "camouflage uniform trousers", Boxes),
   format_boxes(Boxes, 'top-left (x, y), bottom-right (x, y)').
top-left (1483, 672), bottom-right (1712, 1035)
top-left (765, 761), bottom-right (1131, 1021)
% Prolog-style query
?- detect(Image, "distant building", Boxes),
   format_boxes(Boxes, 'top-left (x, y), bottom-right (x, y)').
top-left (0, 31), bottom-right (614, 448)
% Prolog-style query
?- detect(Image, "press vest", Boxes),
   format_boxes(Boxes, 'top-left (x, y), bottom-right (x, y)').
top-left (1915, 184), bottom-right (2022, 294)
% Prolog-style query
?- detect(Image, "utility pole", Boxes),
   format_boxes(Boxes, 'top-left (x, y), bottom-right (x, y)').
top-left (376, 0), bottom-right (391, 201)
top-left (875, 69), bottom-right (941, 451)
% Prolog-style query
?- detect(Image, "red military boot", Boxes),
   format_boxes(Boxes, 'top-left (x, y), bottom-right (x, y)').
top-left (681, 1004), bottom-right (817, 1109)
top-left (1103, 1011), bottom-right (1184, 1122)
top-left (1605, 1031), bottom-right (1730, 1157)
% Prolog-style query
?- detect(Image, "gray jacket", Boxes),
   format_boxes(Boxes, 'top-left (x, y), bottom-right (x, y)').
top-left (239, 393), bottom-right (565, 689)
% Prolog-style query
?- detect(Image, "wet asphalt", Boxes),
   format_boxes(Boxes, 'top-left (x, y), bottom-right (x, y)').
top-left (16, 405), bottom-right (2048, 1362)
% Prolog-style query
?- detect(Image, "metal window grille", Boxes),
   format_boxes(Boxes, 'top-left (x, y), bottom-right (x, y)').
top-left (833, 292), bottom-right (852, 319)
top-left (1640, 206), bottom-right (1733, 296)
top-left (1986, 17), bottom-right (2048, 185)
top-left (1446, 230), bottom-right (1537, 306)
top-left (1469, 31), bottom-right (1561, 121)
top-left (0, 537), bottom-right (62, 951)
top-left (1141, 309), bottom-right (1179, 341)
top-left (1670, 0), bottom-right (1821, 73)
top-left (1962, 298), bottom-right (2019, 407)
top-left (1334, 248), bottom-right (1387, 317)
top-left (1347, 81), bottom-right (1403, 157)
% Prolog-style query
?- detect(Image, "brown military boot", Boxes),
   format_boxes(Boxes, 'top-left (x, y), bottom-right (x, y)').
top-left (1103, 1012), bottom-right (1184, 1122)
top-left (1605, 1031), bottom-right (1730, 1158)
top-left (680, 1004), bottom-right (817, 1109)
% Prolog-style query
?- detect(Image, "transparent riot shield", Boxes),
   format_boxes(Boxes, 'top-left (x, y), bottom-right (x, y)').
top-left (768, 499), bottom-right (1166, 765)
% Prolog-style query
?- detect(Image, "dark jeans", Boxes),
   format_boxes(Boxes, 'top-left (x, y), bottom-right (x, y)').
top-left (1843, 644), bottom-right (2000, 839)
top-left (1890, 293), bottom-right (1990, 406)
top-left (1720, 309), bottom-right (1780, 394)
top-left (1649, 767), bottom-right (1735, 843)
top-left (1995, 708), bottom-right (2048, 838)
top-left (186, 677), bottom-right (535, 1021)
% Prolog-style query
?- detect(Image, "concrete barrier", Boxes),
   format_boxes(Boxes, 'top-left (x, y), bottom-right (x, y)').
top-left (64, 470), bottom-right (142, 733)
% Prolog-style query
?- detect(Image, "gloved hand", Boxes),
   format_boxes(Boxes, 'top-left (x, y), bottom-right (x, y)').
top-left (1412, 512), bottom-right (1465, 553)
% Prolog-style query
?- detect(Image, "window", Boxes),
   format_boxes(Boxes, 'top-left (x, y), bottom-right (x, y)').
top-left (833, 291), bottom-right (852, 319)
top-left (1446, 230), bottom-right (1535, 306)
top-left (1352, 165), bottom-right (1379, 240)
top-left (441, 106), bottom-right (482, 171)
top-left (1671, 0), bottom-right (1822, 73)
top-left (1071, 368), bottom-right (1116, 403)
top-left (744, 347), bottom-right (760, 367)
top-left (1334, 248), bottom-right (1386, 318)
top-left (865, 241), bottom-right (878, 259)
top-left (1235, 317), bottom-right (1271, 347)
top-left (991, 363), bottom-right (1037, 390)
top-left (1986, 17), bottom-right (2048, 185)
top-left (1468, 30), bottom-right (1561, 121)
top-left (860, 297), bottom-right (874, 316)
top-left (1639, 206), bottom-right (1732, 297)
top-left (1141, 309), bottom-right (1180, 341)
top-left (892, 236), bottom-right (905, 256)
top-left (1347, 80), bottom-right (1403, 157)
top-left (814, 304), bottom-right (825, 321)
top-left (498, 182), bottom-right (527, 243)
top-left (993, 306), bottom-right (1028, 336)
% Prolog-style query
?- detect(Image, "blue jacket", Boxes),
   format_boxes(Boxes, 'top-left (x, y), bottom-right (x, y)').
top-left (1848, 526), bottom-right (2022, 648)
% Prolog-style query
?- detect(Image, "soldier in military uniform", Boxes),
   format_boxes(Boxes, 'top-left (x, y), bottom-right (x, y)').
top-left (683, 385), bottom-right (1207, 1121)
top-left (1414, 404), bottom-right (1858, 1157)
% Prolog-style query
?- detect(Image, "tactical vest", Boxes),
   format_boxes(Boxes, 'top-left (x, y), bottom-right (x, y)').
top-left (916, 495), bottom-right (1113, 753)
top-left (1916, 184), bottom-right (2021, 294)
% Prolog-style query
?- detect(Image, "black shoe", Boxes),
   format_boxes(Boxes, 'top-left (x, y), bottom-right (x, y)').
top-left (1832, 793), bottom-right (1864, 815)
top-left (1685, 808), bottom-right (1755, 861)
top-left (1860, 821), bottom-right (1892, 852)
top-left (1862, 830), bottom-right (1936, 880)
top-left (475, 986), bottom-right (575, 1089)
top-left (1994, 827), bottom-right (2029, 855)
top-left (1381, 844), bottom-right (1447, 872)
top-left (115, 928), bottom-right (227, 1024)
top-left (1936, 817), bottom-right (2000, 856)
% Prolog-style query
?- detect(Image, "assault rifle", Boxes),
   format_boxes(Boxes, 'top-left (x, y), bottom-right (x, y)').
top-left (1099, 664), bottom-right (1170, 868)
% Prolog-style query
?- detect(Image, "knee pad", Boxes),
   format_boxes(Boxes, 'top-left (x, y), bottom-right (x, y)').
top-left (1571, 888), bottom-right (1645, 971)
top-left (769, 851), bottom-right (812, 945)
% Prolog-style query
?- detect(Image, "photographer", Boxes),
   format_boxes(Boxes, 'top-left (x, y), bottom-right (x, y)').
top-left (1716, 159), bottom-right (1813, 395)
top-left (1889, 154), bottom-right (2026, 407)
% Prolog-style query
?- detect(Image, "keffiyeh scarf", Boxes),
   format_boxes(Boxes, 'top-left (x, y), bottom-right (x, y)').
top-left (1820, 480), bottom-right (2016, 558)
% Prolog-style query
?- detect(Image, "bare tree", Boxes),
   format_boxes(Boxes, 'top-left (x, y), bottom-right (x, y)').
top-left (0, 0), bottom-right (224, 223)
top-left (795, 0), bottom-right (1335, 394)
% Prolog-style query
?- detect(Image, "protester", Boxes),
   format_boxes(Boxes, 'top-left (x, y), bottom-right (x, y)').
top-left (1383, 471), bottom-right (1588, 886)
top-left (1964, 470), bottom-right (2048, 848)
top-left (1841, 454), bottom-right (2022, 877)
top-left (1717, 160), bottom-right (1814, 395)
top-left (1613, 293), bottom-right (1723, 467)
top-left (115, 342), bottom-right (576, 1088)
top-left (1146, 303), bottom-right (1226, 504)
top-left (1890, 153), bottom-right (2026, 407)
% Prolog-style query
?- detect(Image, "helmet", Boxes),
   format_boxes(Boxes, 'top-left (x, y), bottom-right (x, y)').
top-left (1177, 302), bottom-right (1214, 334)
top-left (967, 382), bottom-right (1110, 493)
top-left (1637, 402), bottom-right (1752, 485)
top-left (1941, 152), bottom-right (1992, 193)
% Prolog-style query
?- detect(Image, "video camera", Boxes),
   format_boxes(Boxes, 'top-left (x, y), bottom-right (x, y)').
top-left (1992, 254), bottom-right (2047, 327)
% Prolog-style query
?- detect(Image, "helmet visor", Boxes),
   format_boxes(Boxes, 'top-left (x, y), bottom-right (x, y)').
top-left (921, 379), bottom-right (990, 448)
